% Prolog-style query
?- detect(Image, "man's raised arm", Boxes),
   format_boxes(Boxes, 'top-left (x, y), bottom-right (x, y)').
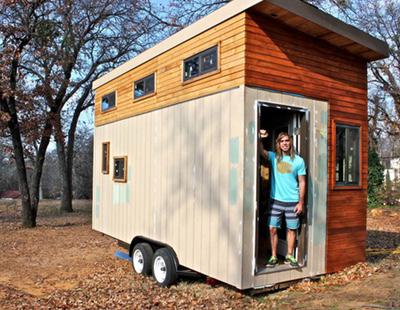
top-left (259, 129), bottom-right (269, 160)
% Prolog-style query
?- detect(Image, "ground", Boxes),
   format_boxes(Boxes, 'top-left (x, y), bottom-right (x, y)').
top-left (0, 200), bottom-right (399, 309)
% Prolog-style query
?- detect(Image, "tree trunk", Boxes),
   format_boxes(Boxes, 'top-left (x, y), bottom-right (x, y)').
top-left (1, 86), bottom-right (35, 227)
top-left (4, 108), bottom-right (56, 225)
top-left (60, 175), bottom-right (73, 213)
top-left (1, 97), bottom-right (40, 227)
top-left (10, 113), bottom-right (53, 226)
top-left (9, 116), bottom-right (35, 227)
top-left (54, 115), bottom-right (73, 213)
top-left (64, 102), bottom-right (82, 210)
top-left (1, 43), bottom-right (34, 226)
top-left (30, 119), bottom-right (53, 218)
top-left (56, 141), bottom-right (74, 213)
top-left (55, 87), bottom-right (91, 212)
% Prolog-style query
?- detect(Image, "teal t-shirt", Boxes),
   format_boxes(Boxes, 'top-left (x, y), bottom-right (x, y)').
top-left (268, 151), bottom-right (306, 203)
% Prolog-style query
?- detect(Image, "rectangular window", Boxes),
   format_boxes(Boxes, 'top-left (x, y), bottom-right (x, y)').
top-left (113, 156), bottom-right (127, 182)
top-left (101, 91), bottom-right (116, 112)
top-left (335, 124), bottom-right (360, 186)
top-left (134, 73), bottom-right (155, 99)
top-left (102, 142), bottom-right (110, 174)
top-left (183, 45), bottom-right (218, 81)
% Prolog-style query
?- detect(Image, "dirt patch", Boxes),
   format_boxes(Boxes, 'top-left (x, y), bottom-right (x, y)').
top-left (0, 200), bottom-right (399, 309)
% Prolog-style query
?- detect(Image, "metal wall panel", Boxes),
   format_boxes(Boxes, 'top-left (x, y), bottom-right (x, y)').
top-left (93, 86), bottom-right (245, 288)
top-left (242, 87), bottom-right (328, 289)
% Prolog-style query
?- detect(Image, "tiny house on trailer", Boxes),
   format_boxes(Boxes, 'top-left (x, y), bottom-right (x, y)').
top-left (92, 0), bottom-right (388, 290)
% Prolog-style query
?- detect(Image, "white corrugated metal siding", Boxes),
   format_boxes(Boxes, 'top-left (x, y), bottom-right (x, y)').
top-left (93, 86), bottom-right (245, 287)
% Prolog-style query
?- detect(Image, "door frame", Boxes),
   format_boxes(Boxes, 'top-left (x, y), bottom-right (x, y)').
top-left (241, 87), bottom-right (328, 288)
top-left (255, 100), bottom-right (310, 273)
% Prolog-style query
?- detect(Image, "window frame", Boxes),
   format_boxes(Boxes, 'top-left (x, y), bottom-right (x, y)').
top-left (182, 44), bottom-right (220, 83)
top-left (133, 73), bottom-right (156, 100)
top-left (101, 91), bottom-right (117, 113)
top-left (332, 119), bottom-right (363, 190)
top-left (113, 156), bottom-right (128, 183)
top-left (101, 142), bottom-right (110, 174)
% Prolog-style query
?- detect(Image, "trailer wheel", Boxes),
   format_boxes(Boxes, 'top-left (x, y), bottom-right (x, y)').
top-left (152, 248), bottom-right (178, 286)
top-left (132, 243), bottom-right (153, 276)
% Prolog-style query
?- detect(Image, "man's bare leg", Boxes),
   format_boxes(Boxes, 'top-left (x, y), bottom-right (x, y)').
top-left (287, 229), bottom-right (297, 256)
top-left (269, 227), bottom-right (278, 257)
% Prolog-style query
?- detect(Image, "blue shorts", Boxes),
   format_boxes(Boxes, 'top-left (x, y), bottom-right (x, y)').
top-left (267, 199), bottom-right (300, 230)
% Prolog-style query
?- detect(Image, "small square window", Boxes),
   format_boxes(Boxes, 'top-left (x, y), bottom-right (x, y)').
top-left (113, 156), bottom-right (127, 182)
top-left (335, 124), bottom-right (360, 186)
top-left (101, 92), bottom-right (116, 112)
top-left (134, 73), bottom-right (155, 99)
top-left (183, 45), bottom-right (218, 81)
top-left (102, 142), bottom-right (110, 174)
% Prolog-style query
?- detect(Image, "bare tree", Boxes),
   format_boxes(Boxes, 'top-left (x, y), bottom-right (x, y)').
top-left (307, 0), bottom-right (400, 148)
top-left (0, 0), bottom-right (162, 226)
top-left (366, 2), bottom-right (400, 137)
top-left (0, 0), bottom-right (53, 227)
top-left (37, 0), bottom-right (160, 212)
top-left (138, 0), bottom-right (229, 36)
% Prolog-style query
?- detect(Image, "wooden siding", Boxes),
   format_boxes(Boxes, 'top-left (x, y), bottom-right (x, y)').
top-left (250, 2), bottom-right (387, 61)
top-left (94, 13), bottom-right (247, 127)
top-left (244, 12), bottom-right (368, 273)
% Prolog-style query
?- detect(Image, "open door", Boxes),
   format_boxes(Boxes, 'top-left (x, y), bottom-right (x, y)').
top-left (255, 102), bottom-right (309, 273)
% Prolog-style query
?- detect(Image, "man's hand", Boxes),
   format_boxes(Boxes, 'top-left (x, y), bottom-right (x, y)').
top-left (296, 175), bottom-right (306, 215)
top-left (294, 202), bottom-right (303, 215)
top-left (260, 129), bottom-right (268, 138)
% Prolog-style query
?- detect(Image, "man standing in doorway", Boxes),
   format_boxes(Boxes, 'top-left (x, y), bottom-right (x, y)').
top-left (259, 130), bottom-right (306, 268)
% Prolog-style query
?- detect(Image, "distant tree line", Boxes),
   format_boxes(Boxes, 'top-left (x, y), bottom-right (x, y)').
top-left (1, 128), bottom-right (93, 199)
top-left (41, 127), bottom-right (93, 199)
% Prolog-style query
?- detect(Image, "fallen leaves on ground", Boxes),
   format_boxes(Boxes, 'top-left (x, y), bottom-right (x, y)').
top-left (0, 200), bottom-right (399, 309)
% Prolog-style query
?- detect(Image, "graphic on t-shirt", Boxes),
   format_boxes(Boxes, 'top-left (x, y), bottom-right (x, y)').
top-left (277, 161), bottom-right (293, 174)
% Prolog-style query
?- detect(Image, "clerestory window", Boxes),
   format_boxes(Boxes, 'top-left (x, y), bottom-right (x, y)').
top-left (101, 91), bottom-right (116, 112)
top-left (183, 46), bottom-right (218, 81)
top-left (134, 73), bottom-right (155, 99)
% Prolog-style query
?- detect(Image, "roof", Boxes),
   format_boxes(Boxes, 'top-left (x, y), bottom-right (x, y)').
top-left (93, 0), bottom-right (389, 90)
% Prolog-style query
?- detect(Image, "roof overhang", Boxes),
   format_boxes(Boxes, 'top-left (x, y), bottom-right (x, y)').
top-left (252, 0), bottom-right (389, 62)
top-left (93, 0), bottom-right (389, 90)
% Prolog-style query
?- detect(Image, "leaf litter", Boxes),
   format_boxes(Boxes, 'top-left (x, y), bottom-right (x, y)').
top-left (0, 200), bottom-right (399, 309)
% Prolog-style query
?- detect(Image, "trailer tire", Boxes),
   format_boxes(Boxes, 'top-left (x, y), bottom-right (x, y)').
top-left (132, 243), bottom-right (153, 276)
top-left (152, 248), bottom-right (178, 286)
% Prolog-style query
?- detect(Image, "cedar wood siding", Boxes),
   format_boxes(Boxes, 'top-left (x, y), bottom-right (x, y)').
top-left (245, 11), bottom-right (368, 273)
top-left (94, 13), bottom-right (247, 126)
